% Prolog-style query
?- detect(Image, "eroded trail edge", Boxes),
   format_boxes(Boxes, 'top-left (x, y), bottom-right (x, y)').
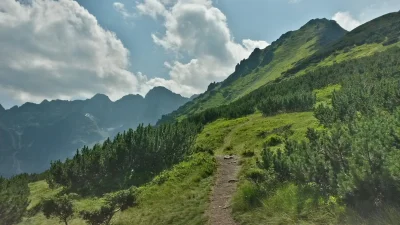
top-left (209, 155), bottom-right (240, 225)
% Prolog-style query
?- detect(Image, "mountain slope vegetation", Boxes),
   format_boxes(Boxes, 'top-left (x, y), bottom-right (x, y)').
top-left (283, 11), bottom-right (400, 77)
top-left (160, 19), bottom-right (347, 120)
top-left (2, 11), bottom-right (400, 225)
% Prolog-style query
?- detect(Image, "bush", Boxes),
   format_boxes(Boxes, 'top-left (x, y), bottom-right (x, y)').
top-left (224, 145), bottom-right (233, 151)
top-left (80, 188), bottom-right (137, 225)
top-left (245, 168), bottom-right (267, 182)
top-left (41, 195), bottom-right (74, 225)
top-left (233, 181), bottom-right (263, 212)
top-left (265, 135), bottom-right (284, 147)
top-left (241, 149), bottom-right (255, 157)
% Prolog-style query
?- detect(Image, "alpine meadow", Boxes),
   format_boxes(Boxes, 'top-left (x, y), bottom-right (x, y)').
top-left (1, 1), bottom-right (400, 225)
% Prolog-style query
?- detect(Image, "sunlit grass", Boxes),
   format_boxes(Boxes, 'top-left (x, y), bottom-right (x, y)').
top-left (314, 84), bottom-right (341, 106)
top-left (21, 153), bottom-right (216, 225)
top-left (113, 152), bottom-right (216, 225)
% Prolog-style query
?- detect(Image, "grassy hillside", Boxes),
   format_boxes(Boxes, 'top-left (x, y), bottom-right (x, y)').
top-left (10, 12), bottom-right (400, 225)
top-left (160, 12), bottom-right (400, 124)
top-left (19, 153), bottom-right (216, 225)
top-left (160, 19), bottom-right (347, 121)
top-left (283, 11), bottom-right (400, 77)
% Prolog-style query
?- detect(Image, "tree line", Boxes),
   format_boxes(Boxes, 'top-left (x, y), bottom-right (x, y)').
top-left (47, 121), bottom-right (200, 196)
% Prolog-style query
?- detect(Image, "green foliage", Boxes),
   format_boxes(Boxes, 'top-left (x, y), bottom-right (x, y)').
top-left (241, 149), bottom-right (255, 158)
top-left (80, 207), bottom-right (114, 225)
top-left (314, 84), bottom-right (341, 106)
top-left (262, 70), bottom-right (400, 220)
top-left (0, 175), bottom-right (30, 225)
top-left (284, 11), bottom-right (400, 76)
top-left (281, 112), bottom-right (400, 213)
top-left (80, 189), bottom-right (136, 225)
top-left (230, 46), bottom-right (400, 225)
top-left (114, 153), bottom-right (216, 225)
top-left (42, 195), bottom-right (74, 225)
top-left (177, 47), bottom-right (400, 127)
top-left (27, 180), bottom-right (63, 211)
top-left (47, 121), bottom-right (200, 195)
top-left (264, 134), bottom-right (284, 147)
top-left (158, 18), bottom-right (346, 120)
top-left (233, 181), bottom-right (264, 211)
top-left (258, 91), bottom-right (316, 116)
top-left (315, 75), bottom-right (400, 126)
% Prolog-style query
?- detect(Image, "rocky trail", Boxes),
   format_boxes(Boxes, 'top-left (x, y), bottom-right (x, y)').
top-left (208, 155), bottom-right (240, 225)
top-left (208, 116), bottom-right (257, 224)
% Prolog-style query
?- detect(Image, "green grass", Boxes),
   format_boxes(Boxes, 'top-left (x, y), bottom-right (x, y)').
top-left (233, 182), bottom-right (344, 225)
top-left (168, 21), bottom-right (342, 118)
top-left (234, 37), bottom-right (319, 99)
top-left (314, 84), bottom-right (341, 106)
top-left (21, 153), bottom-right (216, 225)
top-left (195, 111), bottom-right (338, 225)
top-left (113, 152), bottom-right (216, 225)
top-left (226, 112), bottom-right (318, 154)
top-left (21, 181), bottom-right (103, 225)
top-left (196, 116), bottom-right (249, 151)
top-left (27, 181), bottom-right (63, 211)
top-left (191, 37), bottom-right (319, 113)
top-left (341, 206), bottom-right (400, 225)
top-left (295, 42), bottom-right (400, 77)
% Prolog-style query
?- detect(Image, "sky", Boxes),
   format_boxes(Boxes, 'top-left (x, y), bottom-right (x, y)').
top-left (0, 0), bottom-right (399, 109)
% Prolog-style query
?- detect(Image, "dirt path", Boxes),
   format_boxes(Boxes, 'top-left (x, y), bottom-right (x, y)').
top-left (208, 116), bottom-right (257, 224)
top-left (208, 155), bottom-right (240, 225)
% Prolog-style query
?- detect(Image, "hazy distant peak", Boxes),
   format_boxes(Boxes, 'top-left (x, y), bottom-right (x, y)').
top-left (117, 94), bottom-right (144, 102)
top-left (190, 94), bottom-right (200, 100)
top-left (145, 86), bottom-right (182, 99)
top-left (41, 99), bottom-right (49, 104)
top-left (90, 93), bottom-right (111, 102)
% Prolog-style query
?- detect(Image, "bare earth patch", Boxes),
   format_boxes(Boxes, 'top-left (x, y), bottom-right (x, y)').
top-left (208, 155), bottom-right (240, 225)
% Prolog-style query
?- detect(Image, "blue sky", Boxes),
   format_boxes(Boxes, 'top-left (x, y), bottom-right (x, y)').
top-left (0, 0), bottom-right (399, 109)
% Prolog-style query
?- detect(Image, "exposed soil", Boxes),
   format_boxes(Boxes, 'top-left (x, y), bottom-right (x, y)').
top-left (208, 155), bottom-right (240, 225)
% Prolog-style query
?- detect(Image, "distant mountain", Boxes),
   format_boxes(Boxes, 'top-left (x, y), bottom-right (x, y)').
top-left (160, 18), bottom-right (347, 120)
top-left (190, 94), bottom-right (200, 100)
top-left (0, 87), bottom-right (189, 177)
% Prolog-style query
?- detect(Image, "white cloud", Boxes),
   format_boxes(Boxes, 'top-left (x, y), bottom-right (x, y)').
top-left (242, 39), bottom-right (269, 51)
top-left (0, 0), bottom-right (144, 104)
top-left (137, 0), bottom-right (269, 95)
top-left (113, 2), bottom-right (135, 19)
top-left (332, 11), bottom-right (362, 31)
top-left (137, 0), bottom-right (167, 19)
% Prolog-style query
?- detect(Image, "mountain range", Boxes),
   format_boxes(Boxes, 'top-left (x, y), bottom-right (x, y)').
top-left (0, 86), bottom-right (189, 177)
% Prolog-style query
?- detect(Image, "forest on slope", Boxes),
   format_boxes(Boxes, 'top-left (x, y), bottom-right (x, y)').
top-left (2, 11), bottom-right (400, 225)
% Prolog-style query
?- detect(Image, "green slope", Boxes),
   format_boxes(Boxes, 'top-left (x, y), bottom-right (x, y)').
top-left (17, 11), bottom-right (400, 225)
top-left (160, 11), bottom-right (400, 124)
top-left (19, 154), bottom-right (215, 225)
top-left (283, 11), bottom-right (400, 77)
top-left (161, 19), bottom-right (347, 120)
